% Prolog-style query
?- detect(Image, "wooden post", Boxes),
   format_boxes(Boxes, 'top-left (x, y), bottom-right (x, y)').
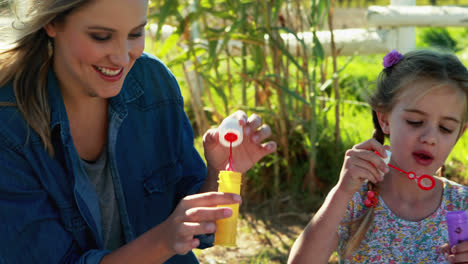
top-left (390, 0), bottom-right (415, 53)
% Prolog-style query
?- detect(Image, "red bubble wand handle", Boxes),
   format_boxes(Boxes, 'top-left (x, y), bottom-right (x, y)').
top-left (387, 164), bottom-right (435, 191)
top-left (378, 150), bottom-right (435, 191)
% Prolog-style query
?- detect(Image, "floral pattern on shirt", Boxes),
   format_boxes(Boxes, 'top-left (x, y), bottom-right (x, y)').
top-left (337, 178), bottom-right (468, 263)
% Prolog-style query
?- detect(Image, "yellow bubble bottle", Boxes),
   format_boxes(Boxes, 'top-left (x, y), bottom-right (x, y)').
top-left (214, 170), bottom-right (242, 246)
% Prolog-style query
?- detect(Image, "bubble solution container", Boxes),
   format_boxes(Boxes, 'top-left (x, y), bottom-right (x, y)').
top-left (214, 170), bottom-right (242, 246)
top-left (446, 210), bottom-right (468, 247)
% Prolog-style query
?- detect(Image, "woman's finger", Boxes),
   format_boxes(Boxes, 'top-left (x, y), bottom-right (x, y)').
top-left (251, 124), bottom-right (272, 144)
top-left (260, 141), bottom-right (277, 154)
top-left (184, 207), bottom-right (233, 223)
top-left (179, 221), bottom-right (217, 238)
top-left (181, 192), bottom-right (242, 209)
top-left (232, 110), bottom-right (248, 126)
top-left (246, 113), bottom-right (262, 130)
top-left (202, 128), bottom-right (219, 146)
top-left (173, 237), bottom-right (200, 255)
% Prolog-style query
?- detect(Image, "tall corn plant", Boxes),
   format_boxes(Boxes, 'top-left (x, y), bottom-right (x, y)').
top-left (147, 0), bottom-right (331, 199)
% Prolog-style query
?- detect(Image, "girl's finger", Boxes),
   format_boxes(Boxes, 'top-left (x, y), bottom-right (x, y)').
top-left (450, 251), bottom-right (468, 263)
top-left (360, 148), bottom-right (390, 173)
top-left (349, 147), bottom-right (389, 174)
top-left (440, 243), bottom-right (451, 254)
top-left (354, 138), bottom-right (388, 159)
top-left (347, 157), bottom-right (382, 184)
top-left (453, 241), bottom-right (468, 253)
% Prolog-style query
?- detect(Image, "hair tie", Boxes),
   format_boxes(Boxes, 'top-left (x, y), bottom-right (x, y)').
top-left (364, 190), bottom-right (378, 208)
top-left (383, 49), bottom-right (403, 68)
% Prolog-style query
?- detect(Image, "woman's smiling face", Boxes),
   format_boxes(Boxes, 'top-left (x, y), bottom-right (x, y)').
top-left (378, 79), bottom-right (467, 176)
top-left (44, 0), bottom-right (148, 99)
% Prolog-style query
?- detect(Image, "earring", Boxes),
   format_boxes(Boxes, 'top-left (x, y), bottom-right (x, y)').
top-left (47, 39), bottom-right (53, 57)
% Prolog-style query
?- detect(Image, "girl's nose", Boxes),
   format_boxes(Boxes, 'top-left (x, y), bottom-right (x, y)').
top-left (419, 127), bottom-right (437, 145)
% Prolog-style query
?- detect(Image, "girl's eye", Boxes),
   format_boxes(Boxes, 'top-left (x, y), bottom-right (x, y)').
top-left (90, 33), bottom-right (111, 42)
top-left (406, 120), bottom-right (422, 126)
top-left (440, 126), bottom-right (454, 134)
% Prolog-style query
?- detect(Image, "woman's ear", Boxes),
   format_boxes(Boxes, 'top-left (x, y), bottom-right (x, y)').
top-left (43, 21), bottom-right (57, 38)
top-left (376, 112), bottom-right (390, 135)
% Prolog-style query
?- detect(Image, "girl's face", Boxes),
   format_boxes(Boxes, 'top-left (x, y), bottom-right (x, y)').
top-left (378, 79), bottom-right (467, 176)
top-left (44, 0), bottom-right (148, 99)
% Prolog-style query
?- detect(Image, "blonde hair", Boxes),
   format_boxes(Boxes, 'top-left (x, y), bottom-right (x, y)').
top-left (344, 49), bottom-right (468, 258)
top-left (0, 0), bottom-right (90, 155)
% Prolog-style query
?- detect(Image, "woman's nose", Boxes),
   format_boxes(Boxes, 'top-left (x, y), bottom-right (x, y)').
top-left (109, 40), bottom-right (130, 66)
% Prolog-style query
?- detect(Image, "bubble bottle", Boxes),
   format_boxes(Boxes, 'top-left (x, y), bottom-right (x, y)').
top-left (214, 116), bottom-right (243, 247)
top-left (447, 211), bottom-right (468, 248)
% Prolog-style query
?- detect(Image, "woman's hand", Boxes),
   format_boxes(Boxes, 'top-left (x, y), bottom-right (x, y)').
top-left (441, 242), bottom-right (468, 263)
top-left (203, 110), bottom-right (277, 174)
top-left (160, 192), bottom-right (241, 256)
top-left (337, 138), bottom-right (389, 196)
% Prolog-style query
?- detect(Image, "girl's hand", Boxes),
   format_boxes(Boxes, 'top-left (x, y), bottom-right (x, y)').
top-left (441, 242), bottom-right (468, 263)
top-left (203, 110), bottom-right (277, 174)
top-left (160, 192), bottom-right (241, 255)
top-left (337, 138), bottom-right (389, 196)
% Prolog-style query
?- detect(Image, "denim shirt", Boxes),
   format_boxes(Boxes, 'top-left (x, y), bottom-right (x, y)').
top-left (0, 53), bottom-right (212, 263)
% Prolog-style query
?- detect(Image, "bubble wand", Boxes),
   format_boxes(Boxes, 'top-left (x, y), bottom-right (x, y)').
top-left (379, 150), bottom-right (435, 191)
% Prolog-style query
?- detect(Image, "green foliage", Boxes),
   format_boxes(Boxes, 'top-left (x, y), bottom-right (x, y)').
top-left (419, 27), bottom-right (461, 52)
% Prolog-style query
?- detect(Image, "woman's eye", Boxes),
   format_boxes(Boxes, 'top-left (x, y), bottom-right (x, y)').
top-left (90, 33), bottom-right (111, 42)
top-left (406, 120), bottom-right (422, 126)
top-left (129, 30), bottom-right (144, 39)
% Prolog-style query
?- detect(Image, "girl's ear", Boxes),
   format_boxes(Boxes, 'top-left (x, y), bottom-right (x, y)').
top-left (457, 123), bottom-right (467, 140)
top-left (376, 112), bottom-right (390, 135)
top-left (43, 22), bottom-right (57, 38)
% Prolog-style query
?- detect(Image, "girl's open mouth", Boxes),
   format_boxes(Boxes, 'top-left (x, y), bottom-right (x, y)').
top-left (412, 151), bottom-right (434, 166)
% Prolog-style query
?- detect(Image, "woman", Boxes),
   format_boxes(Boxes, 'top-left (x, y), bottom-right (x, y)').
top-left (0, 0), bottom-right (276, 263)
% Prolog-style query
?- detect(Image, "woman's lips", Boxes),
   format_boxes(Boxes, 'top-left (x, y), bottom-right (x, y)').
top-left (93, 65), bottom-right (124, 82)
top-left (412, 150), bottom-right (434, 166)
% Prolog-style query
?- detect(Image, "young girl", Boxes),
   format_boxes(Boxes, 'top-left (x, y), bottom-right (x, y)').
top-left (288, 49), bottom-right (468, 263)
top-left (0, 0), bottom-right (276, 263)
